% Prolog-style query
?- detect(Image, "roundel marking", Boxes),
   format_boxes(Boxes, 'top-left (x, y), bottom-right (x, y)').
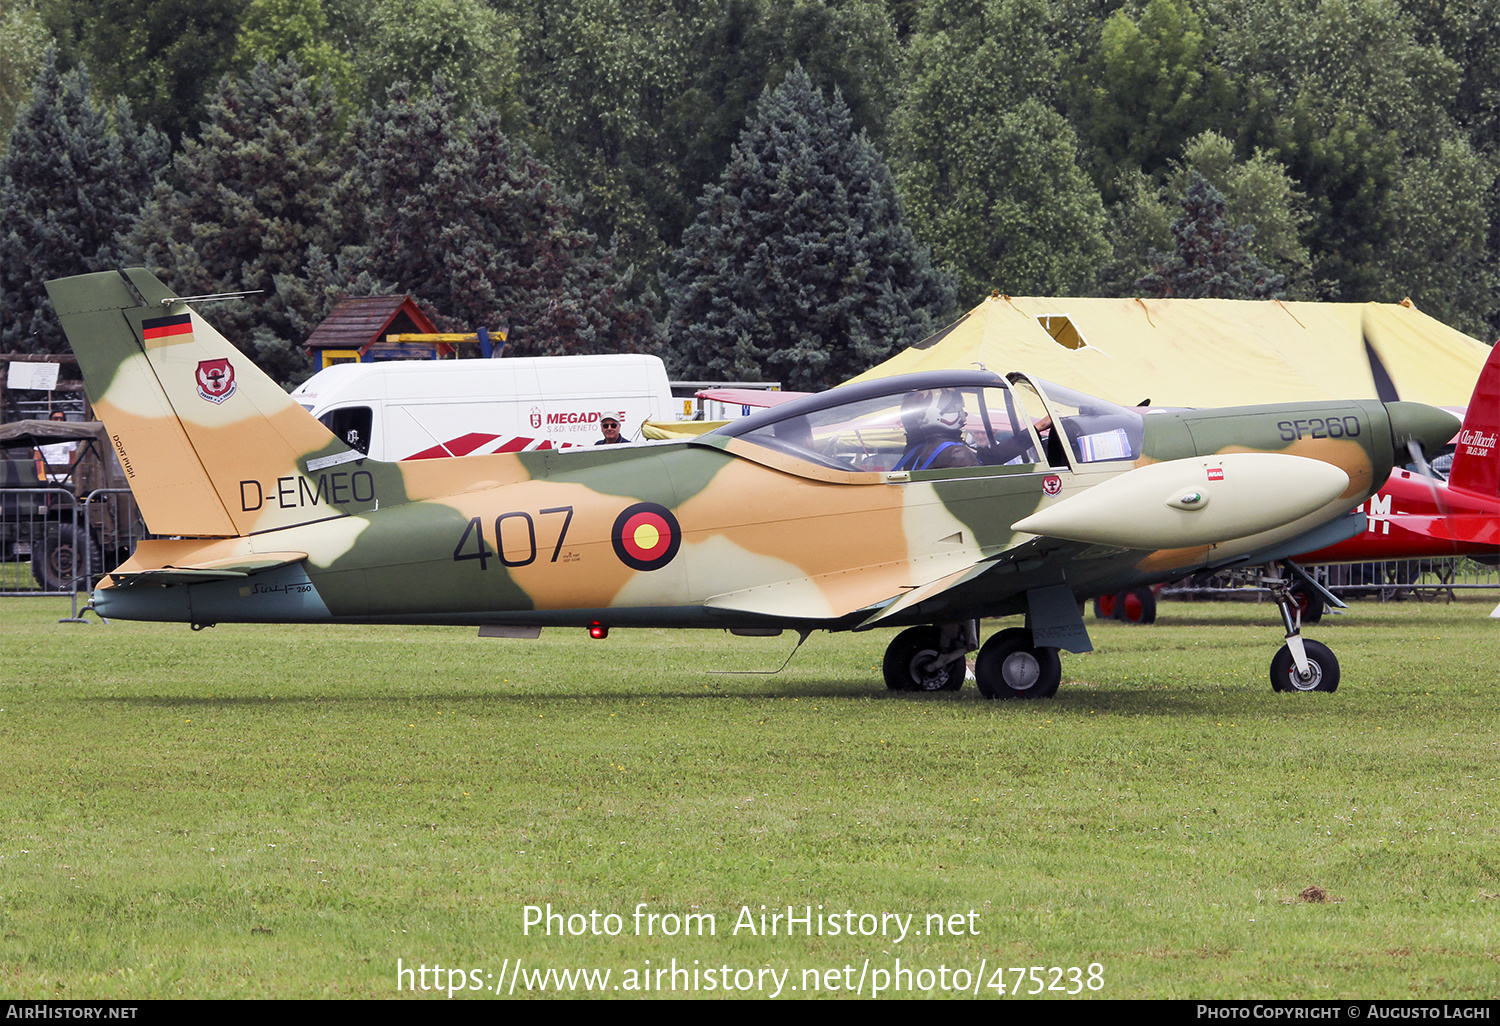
top-left (612, 502), bottom-right (681, 571)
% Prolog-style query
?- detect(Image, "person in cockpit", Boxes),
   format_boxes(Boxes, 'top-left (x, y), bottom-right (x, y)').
top-left (893, 389), bottom-right (981, 471)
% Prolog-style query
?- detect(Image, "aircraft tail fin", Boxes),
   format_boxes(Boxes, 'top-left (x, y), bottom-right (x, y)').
top-left (45, 269), bottom-right (366, 537)
top-left (1447, 342), bottom-right (1499, 499)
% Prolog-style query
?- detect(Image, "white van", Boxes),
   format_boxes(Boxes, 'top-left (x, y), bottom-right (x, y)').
top-left (290, 355), bottom-right (674, 461)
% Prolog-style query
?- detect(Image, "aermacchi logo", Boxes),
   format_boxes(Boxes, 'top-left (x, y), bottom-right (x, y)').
top-left (1207, 467), bottom-right (1224, 482)
top-left (1459, 428), bottom-right (1495, 455)
top-left (195, 359), bottom-right (236, 404)
top-left (529, 407), bottom-right (542, 429)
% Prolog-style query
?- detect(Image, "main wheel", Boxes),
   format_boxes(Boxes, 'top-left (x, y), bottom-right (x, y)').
top-left (1270, 639), bottom-right (1339, 693)
top-left (975, 627), bottom-right (1062, 700)
top-left (1092, 594), bottom-right (1117, 619)
top-left (32, 525), bottom-right (100, 591)
top-left (882, 626), bottom-right (965, 692)
top-left (1289, 584), bottom-right (1324, 625)
top-left (1117, 587), bottom-right (1157, 624)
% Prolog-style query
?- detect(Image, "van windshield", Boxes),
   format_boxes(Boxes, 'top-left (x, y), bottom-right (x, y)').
top-left (319, 406), bottom-right (373, 455)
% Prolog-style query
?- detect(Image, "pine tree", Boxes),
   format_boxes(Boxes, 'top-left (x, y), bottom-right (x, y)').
top-left (889, 0), bottom-right (1110, 301)
top-left (1136, 173), bottom-right (1285, 300)
top-left (0, 51), bottom-right (167, 353)
top-left (663, 66), bottom-right (954, 392)
top-left (338, 81), bottom-right (659, 357)
top-left (44, 0), bottom-right (249, 145)
top-left (120, 60), bottom-right (345, 386)
top-left (1099, 133), bottom-right (1315, 299)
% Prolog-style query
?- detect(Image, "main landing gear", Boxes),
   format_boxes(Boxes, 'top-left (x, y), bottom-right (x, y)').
top-left (882, 624), bottom-right (971, 692)
top-left (882, 620), bottom-right (1061, 700)
top-left (974, 627), bottom-right (1060, 699)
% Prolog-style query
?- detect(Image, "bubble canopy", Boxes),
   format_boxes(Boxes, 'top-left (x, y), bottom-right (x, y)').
top-left (707, 370), bottom-right (1144, 473)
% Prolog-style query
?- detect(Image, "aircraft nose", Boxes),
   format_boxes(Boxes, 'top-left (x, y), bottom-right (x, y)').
top-left (1385, 401), bottom-right (1461, 458)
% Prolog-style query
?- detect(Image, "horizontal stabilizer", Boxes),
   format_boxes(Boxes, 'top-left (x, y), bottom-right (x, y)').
top-left (108, 551), bottom-right (307, 588)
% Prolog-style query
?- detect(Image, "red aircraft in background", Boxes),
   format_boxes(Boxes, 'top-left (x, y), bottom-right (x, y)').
top-left (1294, 341), bottom-right (1498, 566)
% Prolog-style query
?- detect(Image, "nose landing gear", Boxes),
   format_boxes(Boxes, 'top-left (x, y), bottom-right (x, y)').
top-left (1266, 563), bottom-right (1340, 693)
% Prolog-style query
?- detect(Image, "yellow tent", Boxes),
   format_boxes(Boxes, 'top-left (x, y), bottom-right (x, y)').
top-left (848, 295), bottom-right (1493, 409)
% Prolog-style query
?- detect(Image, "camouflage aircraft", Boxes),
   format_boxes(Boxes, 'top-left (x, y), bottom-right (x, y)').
top-left (46, 269), bottom-right (1459, 698)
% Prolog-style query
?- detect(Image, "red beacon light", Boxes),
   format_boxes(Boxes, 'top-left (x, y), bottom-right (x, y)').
top-left (588, 622), bottom-right (609, 639)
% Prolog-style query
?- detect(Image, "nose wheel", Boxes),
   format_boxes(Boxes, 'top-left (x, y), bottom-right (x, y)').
top-left (1271, 638), bottom-right (1339, 692)
top-left (1266, 563), bottom-right (1340, 693)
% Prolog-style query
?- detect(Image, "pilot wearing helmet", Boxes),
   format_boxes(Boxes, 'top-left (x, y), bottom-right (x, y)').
top-left (893, 388), bottom-right (981, 471)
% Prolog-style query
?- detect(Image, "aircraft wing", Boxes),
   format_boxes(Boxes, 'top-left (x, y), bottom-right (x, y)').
top-left (704, 535), bottom-right (1110, 629)
top-left (852, 536), bottom-right (1121, 630)
top-left (855, 556), bottom-right (1015, 629)
top-left (702, 559), bottom-right (943, 622)
top-left (1398, 514), bottom-right (1500, 548)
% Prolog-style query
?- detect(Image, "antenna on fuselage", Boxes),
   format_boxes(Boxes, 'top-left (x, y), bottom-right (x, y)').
top-left (162, 290), bottom-right (264, 307)
top-left (708, 630), bottom-right (814, 675)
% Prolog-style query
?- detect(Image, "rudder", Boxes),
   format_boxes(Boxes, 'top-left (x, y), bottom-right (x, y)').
top-left (1448, 342), bottom-right (1499, 499)
top-left (46, 269), bottom-right (361, 537)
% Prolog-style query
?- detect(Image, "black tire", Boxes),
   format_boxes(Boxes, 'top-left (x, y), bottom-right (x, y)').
top-left (1117, 587), bottom-right (1157, 624)
top-left (32, 525), bottom-right (100, 591)
top-left (882, 626), bottom-right (965, 692)
top-left (975, 627), bottom-right (1062, 700)
top-left (1289, 584), bottom-right (1324, 625)
top-left (1270, 639), bottom-right (1339, 693)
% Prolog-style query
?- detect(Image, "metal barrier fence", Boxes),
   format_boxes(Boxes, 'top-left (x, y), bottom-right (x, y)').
top-left (1, 487), bottom-right (81, 595)
top-left (1, 487), bottom-right (151, 617)
top-left (1163, 558), bottom-right (1500, 603)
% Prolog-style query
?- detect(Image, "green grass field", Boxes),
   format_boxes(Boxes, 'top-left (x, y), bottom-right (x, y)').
top-left (2, 595), bottom-right (1496, 999)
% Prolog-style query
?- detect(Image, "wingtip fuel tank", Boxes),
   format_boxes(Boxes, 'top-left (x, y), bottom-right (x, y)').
top-left (1011, 453), bottom-right (1351, 550)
